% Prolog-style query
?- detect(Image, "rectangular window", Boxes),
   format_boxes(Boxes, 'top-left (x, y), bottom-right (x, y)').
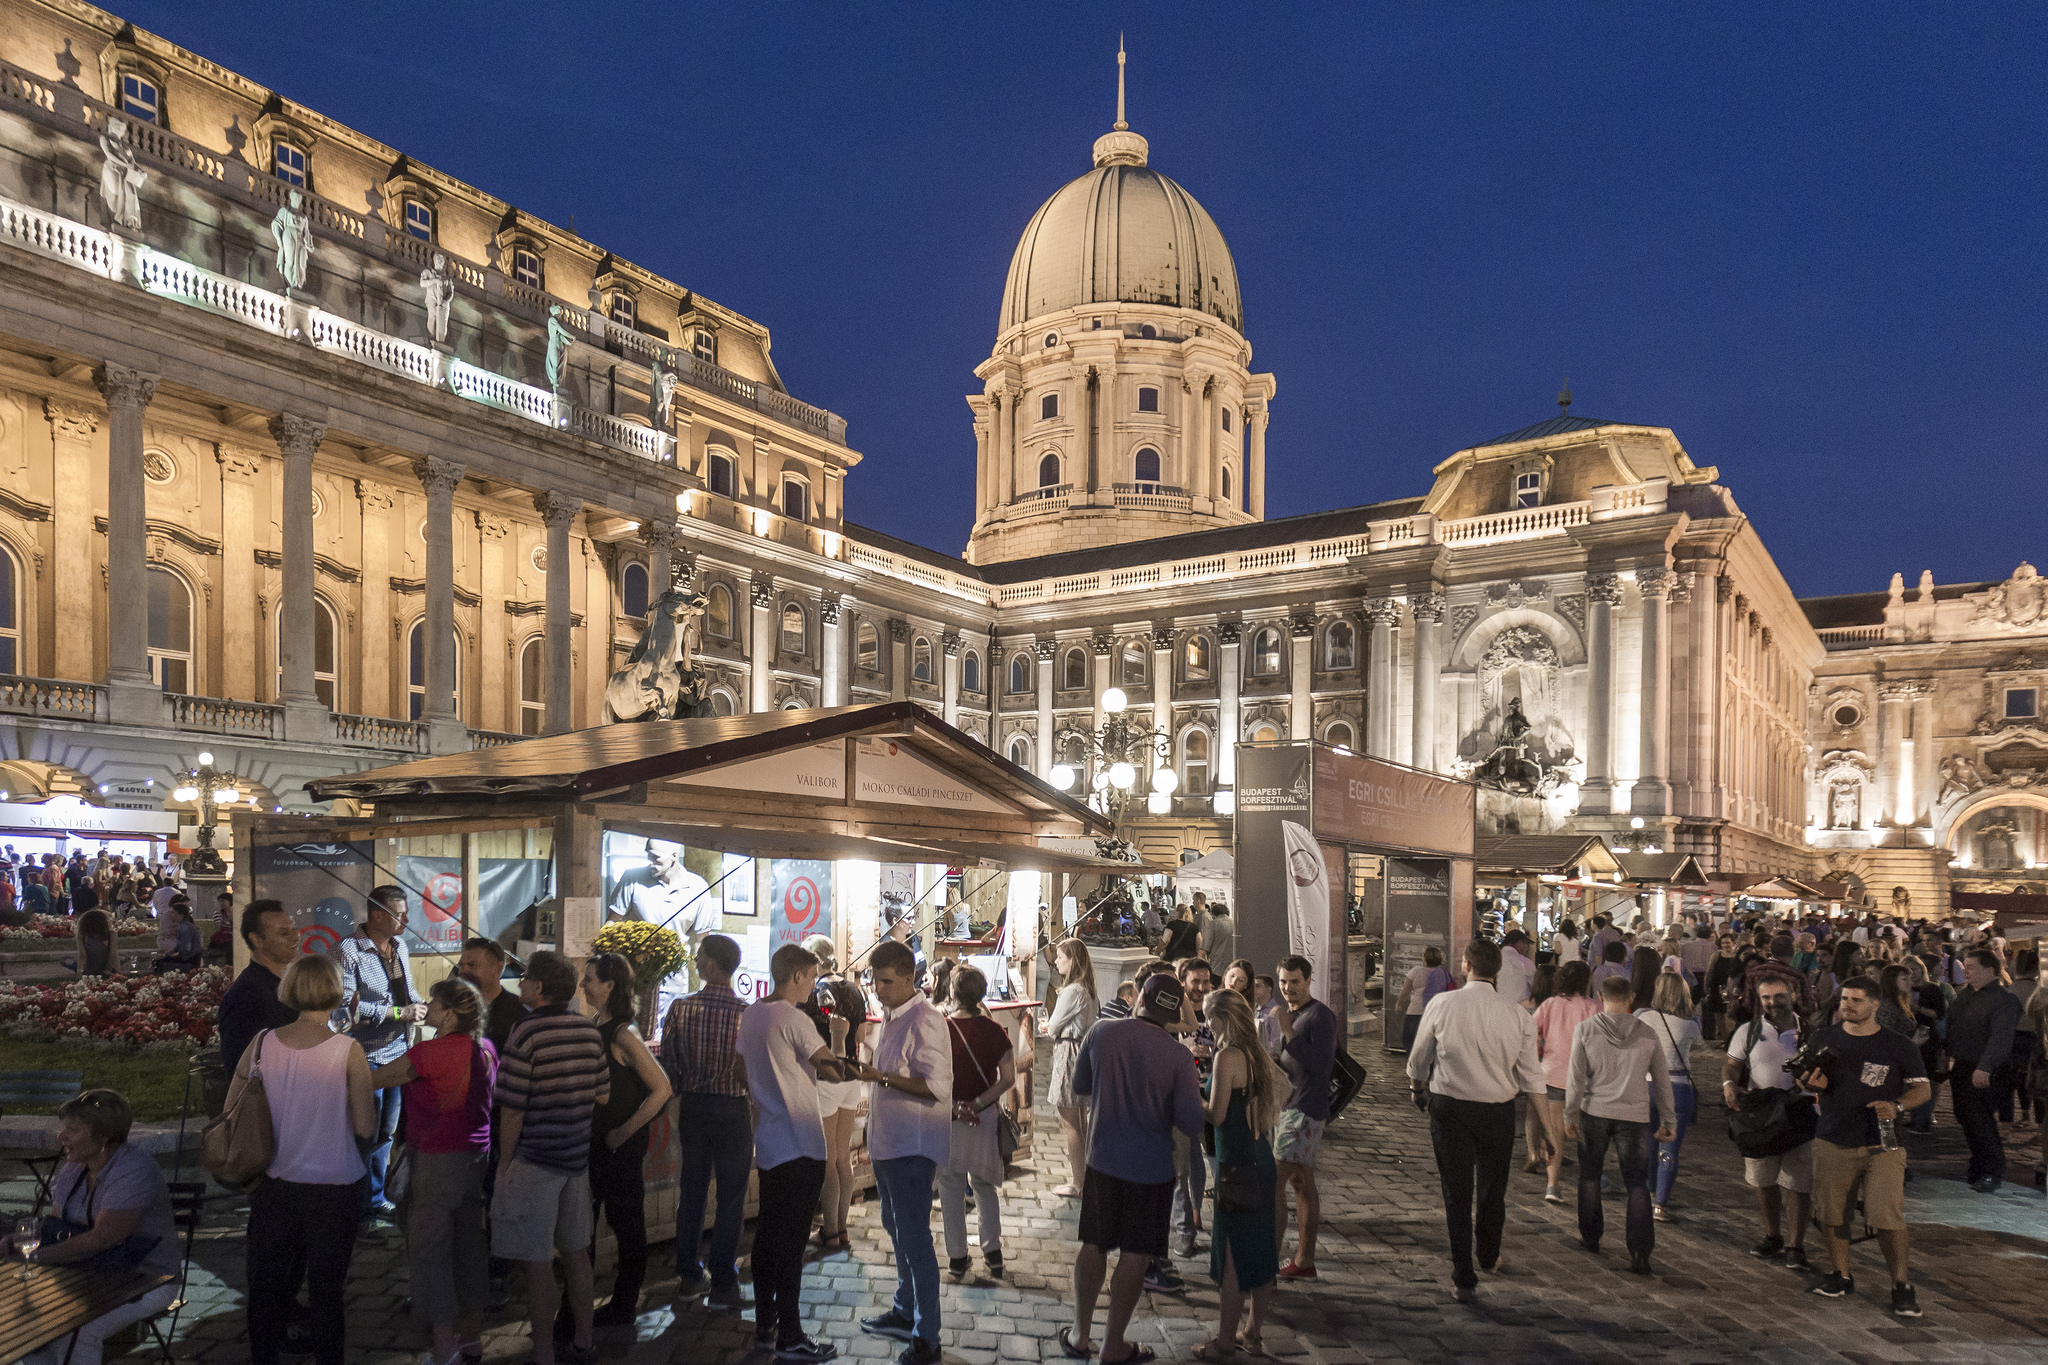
top-left (781, 478), bottom-right (808, 521)
top-left (693, 329), bottom-right (717, 365)
top-left (511, 248), bottom-right (543, 289)
top-left (1041, 393), bottom-right (1058, 421)
top-left (1137, 387), bottom-right (1159, 413)
top-left (120, 74), bottom-right (159, 124)
top-left (273, 141), bottom-right (307, 187)
top-left (2007, 688), bottom-right (2037, 719)
top-left (403, 199), bottom-right (434, 242)
top-left (610, 294), bottom-right (636, 328)
top-left (1222, 407), bottom-right (1232, 431)
top-left (1514, 470), bottom-right (1542, 509)
top-left (708, 454), bottom-right (736, 498)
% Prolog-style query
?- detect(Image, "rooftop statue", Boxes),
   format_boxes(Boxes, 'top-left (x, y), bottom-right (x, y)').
top-left (420, 252), bottom-right (455, 345)
top-left (545, 306), bottom-right (572, 394)
top-left (98, 117), bottom-right (146, 232)
top-left (271, 188), bottom-right (310, 292)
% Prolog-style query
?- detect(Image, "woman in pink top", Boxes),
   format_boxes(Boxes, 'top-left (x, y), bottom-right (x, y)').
top-left (1530, 959), bottom-right (1597, 1204)
top-left (371, 976), bottom-right (498, 1365)
top-left (226, 953), bottom-right (375, 1365)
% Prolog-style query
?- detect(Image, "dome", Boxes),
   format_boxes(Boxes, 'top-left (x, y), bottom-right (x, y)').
top-left (998, 129), bottom-right (1243, 335)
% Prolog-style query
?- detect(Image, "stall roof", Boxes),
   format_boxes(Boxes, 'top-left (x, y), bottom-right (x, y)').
top-left (1734, 876), bottom-right (1824, 900)
top-left (1474, 835), bottom-right (1622, 878)
top-left (1614, 852), bottom-right (1710, 887)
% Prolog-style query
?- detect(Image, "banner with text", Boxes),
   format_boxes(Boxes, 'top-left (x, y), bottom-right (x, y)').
top-left (249, 840), bottom-right (375, 959)
top-left (1383, 857), bottom-right (1453, 1052)
top-left (1234, 745), bottom-right (1315, 1000)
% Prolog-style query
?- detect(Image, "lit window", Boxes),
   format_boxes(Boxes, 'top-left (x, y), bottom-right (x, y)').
top-left (1514, 470), bottom-right (1542, 509)
top-left (1007, 735), bottom-right (1031, 768)
top-left (1041, 393), bottom-right (1058, 421)
top-left (2007, 688), bottom-right (2037, 720)
top-left (963, 651), bottom-right (981, 692)
top-left (1252, 628), bottom-right (1282, 676)
top-left (1138, 387), bottom-right (1159, 413)
top-left (273, 141), bottom-right (307, 187)
top-left (1325, 621), bottom-right (1356, 670)
top-left (708, 452), bottom-right (737, 498)
top-left (1008, 653), bottom-right (1031, 694)
top-left (147, 566), bottom-right (192, 694)
top-left (1062, 647), bottom-right (1087, 691)
top-left (407, 621), bottom-right (463, 721)
top-left (621, 562), bottom-right (650, 619)
top-left (781, 477), bottom-right (808, 521)
top-left (858, 622), bottom-right (880, 670)
top-left (693, 329), bottom-right (717, 365)
top-left (1134, 448), bottom-right (1161, 487)
top-left (1121, 643), bottom-right (1147, 685)
top-left (519, 637), bottom-right (545, 735)
top-left (706, 584), bottom-right (733, 638)
top-left (1250, 723), bottom-right (1280, 744)
top-left (274, 598), bottom-right (338, 708)
top-left (1325, 721), bottom-right (1356, 752)
top-left (1180, 730), bottom-right (1211, 796)
top-left (1184, 635), bottom-right (1211, 681)
top-left (913, 637), bottom-right (933, 682)
top-left (1038, 454), bottom-right (1061, 489)
top-left (609, 294), bottom-right (636, 328)
top-left (782, 603), bottom-right (806, 654)
top-left (120, 74), bottom-right (159, 124)
top-left (512, 248), bottom-right (543, 289)
top-left (0, 544), bottom-right (18, 673)
top-left (403, 198), bottom-right (434, 242)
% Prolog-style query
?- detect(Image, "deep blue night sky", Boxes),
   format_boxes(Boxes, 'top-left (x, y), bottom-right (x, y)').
top-left (115, 2), bottom-right (2046, 598)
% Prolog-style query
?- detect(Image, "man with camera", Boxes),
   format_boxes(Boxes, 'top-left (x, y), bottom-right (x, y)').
top-left (1798, 975), bottom-right (1930, 1316)
top-left (1721, 977), bottom-right (1815, 1269)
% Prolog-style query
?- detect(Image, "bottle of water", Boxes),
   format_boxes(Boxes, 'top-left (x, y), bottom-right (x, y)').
top-left (1876, 1112), bottom-right (1901, 1152)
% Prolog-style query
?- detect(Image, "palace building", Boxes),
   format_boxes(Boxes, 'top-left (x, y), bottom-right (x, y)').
top-left (0, 3), bottom-right (2010, 911)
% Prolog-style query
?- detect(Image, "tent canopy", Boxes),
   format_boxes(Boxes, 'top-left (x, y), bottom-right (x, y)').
top-left (1733, 876), bottom-right (1824, 901)
top-left (1614, 852), bottom-right (1710, 887)
top-left (1475, 835), bottom-right (1622, 879)
top-left (1176, 850), bottom-right (1234, 878)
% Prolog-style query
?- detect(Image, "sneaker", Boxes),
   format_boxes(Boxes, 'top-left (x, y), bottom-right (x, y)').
top-left (1809, 1272), bottom-right (1855, 1299)
top-left (756, 1321), bottom-right (779, 1349)
top-left (777, 1336), bottom-right (839, 1362)
top-left (1650, 1204), bottom-right (1668, 1222)
top-left (1628, 1254), bottom-right (1652, 1276)
top-left (861, 1310), bottom-right (917, 1342)
top-left (895, 1341), bottom-right (941, 1365)
top-left (1276, 1260), bottom-right (1316, 1280)
top-left (1783, 1248), bottom-right (1810, 1272)
top-left (1890, 1283), bottom-right (1921, 1318)
top-left (1543, 1185), bottom-right (1564, 1204)
top-left (707, 1282), bottom-right (748, 1311)
top-left (1452, 1283), bottom-right (1475, 1303)
top-left (1143, 1261), bottom-right (1185, 1292)
top-left (1174, 1233), bottom-right (1198, 1259)
top-left (984, 1249), bottom-right (1005, 1279)
top-left (1969, 1176), bottom-right (2000, 1194)
top-left (1750, 1235), bottom-right (1785, 1261)
top-left (949, 1255), bottom-right (972, 1279)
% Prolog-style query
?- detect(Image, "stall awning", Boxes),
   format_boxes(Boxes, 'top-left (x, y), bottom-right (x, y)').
top-left (1732, 876), bottom-right (1823, 900)
top-left (1614, 852), bottom-right (1710, 887)
top-left (1475, 835), bottom-right (1622, 879)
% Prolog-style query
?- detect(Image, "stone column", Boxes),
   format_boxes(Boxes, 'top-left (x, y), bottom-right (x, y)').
top-left (1364, 598), bottom-right (1399, 759)
top-left (1290, 614), bottom-right (1315, 742)
top-left (1085, 368), bottom-right (1101, 495)
top-left (1911, 685), bottom-right (1936, 828)
top-left (46, 400), bottom-right (100, 683)
top-left (1218, 622), bottom-right (1242, 784)
top-left (639, 516), bottom-right (681, 593)
top-left (271, 414), bottom-right (328, 737)
top-left (1035, 639), bottom-right (1055, 776)
top-left (412, 457), bottom-right (466, 750)
top-left (1580, 572), bottom-right (1624, 813)
top-left (1633, 566), bottom-right (1672, 817)
top-left (534, 492), bottom-right (580, 734)
top-left (943, 631), bottom-right (962, 725)
top-left (1249, 406), bottom-right (1268, 518)
top-left (477, 513), bottom-right (511, 732)
top-left (888, 618), bottom-right (909, 703)
top-left (1091, 634), bottom-right (1113, 731)
top-left (96, 365), bottom-right (159, 720)
top-left (1878, 681), bottom-right (1915, 827)
top-left (1186, 377), bottom-right (1209, 502)
top-left (1409, 593), bottom-right (1445, 772)
top-left (358, 481), bottom-right (395, 716)
top-left (820, 596), bottom-right (844, 706)
top-left (973, 406), bottom-right (992, 516)
top-left (997, 389), bottom-right (1017, 502)
top-left (751, 578), bottom-right (778, 712)
top-left (216, 447), bottom-right (261, 700)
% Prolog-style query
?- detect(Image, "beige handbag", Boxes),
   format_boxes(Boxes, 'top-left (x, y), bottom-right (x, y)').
top-left (201, 1030), bottom-right (277, 1189)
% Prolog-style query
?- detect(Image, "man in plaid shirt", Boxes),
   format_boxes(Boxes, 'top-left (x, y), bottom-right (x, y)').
top-left (661, 933), bottom-right (752, 1307)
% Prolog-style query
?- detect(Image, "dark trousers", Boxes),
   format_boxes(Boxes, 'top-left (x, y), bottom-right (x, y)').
top-left (1951, 1071), bottom-right (2006, 1184)
top-left (589, 1128), bottom-right (649, 1309)
top-left (247, 1176), bottom-right (369, 1365)
top-left (1577, 1114), bottom-right (1653, 1261)
top-left (753, 1157), bottom-right (825, 1345)
top-left (676, 1094), bottom-right (753, 1288)
top-left (1427, 1094), bottom-right (1516, 1288)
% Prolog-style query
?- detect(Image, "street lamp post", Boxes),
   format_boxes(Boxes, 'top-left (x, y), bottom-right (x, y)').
top-left (171, 750), bottom-right (242, 879)
top-left (1044, 687), bottom-right (1173, 834)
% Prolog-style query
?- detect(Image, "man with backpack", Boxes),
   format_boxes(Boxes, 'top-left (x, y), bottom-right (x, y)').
top-left (1721, 976), bottom-right (1816, 1270)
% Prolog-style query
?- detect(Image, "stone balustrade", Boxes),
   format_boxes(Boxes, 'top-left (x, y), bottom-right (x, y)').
top-left (0, 674), bottom-right (107, 721)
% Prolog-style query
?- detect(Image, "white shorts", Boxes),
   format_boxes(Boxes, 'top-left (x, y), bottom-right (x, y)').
top-left (818, 1078), bottom-right (863, 1114)
top-left (488, 1157), bottom-right (593, 1262)
top-left (1274, 1109), bottom-right (1326, 1168)
top-left (1743, 1141), bottom-right (1814, 1194)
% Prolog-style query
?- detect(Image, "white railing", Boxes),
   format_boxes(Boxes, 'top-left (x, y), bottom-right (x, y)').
top-left (843, 543), bottom-right (987, 603)
top-left (136, 250), bottom-right (289, 335)
top-left (165, 694), bottom-right (282, 738)
top-left (0, 675), bottom-right (106, 720)
top-left (467, 728), bottom-right (524, 749)
top-left (447, 361), bottom-right (555, 424)
top-left (1440, 500), bottom-right (1590, 546)
top-left (565, 407), bottom-right (673, 462)
top-left (1238, 545), bottom-right (1298, 571)
top-left (1113, 490), bottom-right (1193, 511)
top-left (0, 196), bottom-right (116, 277)
top-left (1591, 477), bottom-right (1670, 518)
top-left (307, 311), bottom-right (438, 385)
top-left (1817, 625), bottom-right (1887, 645)
top-left (332, 712), bottom-right (428, 752)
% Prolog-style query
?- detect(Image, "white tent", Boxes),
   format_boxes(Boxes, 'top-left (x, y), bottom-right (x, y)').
top-left (1174, 849), bottom-right (1235, 906)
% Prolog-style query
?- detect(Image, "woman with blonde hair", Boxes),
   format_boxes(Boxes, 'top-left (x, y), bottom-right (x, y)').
top-left (1038, 936), bottom-right (1096, 1197)
top-left (803, 933), bottom-right (868, 1252)
top-left (1198, 986), bottom-right (1284, 1358)
top-left (1633, 968), bottom-right (1702, 1221)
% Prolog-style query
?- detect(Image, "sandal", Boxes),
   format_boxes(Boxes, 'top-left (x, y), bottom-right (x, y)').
top-left (1101, 1348), bottom-right (1157, 1365)
top-left (1052, 1183), bottom-right (1082, 1198)
top-left (1242, 1334), bottom-right (1263, 1357)
top-left (1057, 1326), bottom-right (1093, 1360)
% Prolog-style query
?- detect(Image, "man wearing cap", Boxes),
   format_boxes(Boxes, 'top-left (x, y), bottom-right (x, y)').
top-left (1063, 974), bottom-right (1204, 1364)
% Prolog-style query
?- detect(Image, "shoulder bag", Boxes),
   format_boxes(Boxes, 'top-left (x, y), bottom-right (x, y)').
top-left (201, 1029), bottom-right (277, 1190)
top-left (1723, 1020), bottom-right (1818, 1158)
top-left (38, 1160), bottom-right (161, 1271)
top-left (949, 1017), bottom-right (1021, 1166)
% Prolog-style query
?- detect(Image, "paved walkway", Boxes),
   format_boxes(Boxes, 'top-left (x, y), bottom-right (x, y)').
top-left (12, 1031), bottom-right (2044, 1364)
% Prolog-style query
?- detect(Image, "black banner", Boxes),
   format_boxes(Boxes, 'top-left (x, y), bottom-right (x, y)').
top-left (1383, 856), bottom-right (1452, 1052)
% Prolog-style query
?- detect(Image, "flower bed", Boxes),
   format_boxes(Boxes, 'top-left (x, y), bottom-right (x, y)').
top-left (0, 914), bottom-right (157, 944)
top-left (0, 965), bottom-right (228, 1052)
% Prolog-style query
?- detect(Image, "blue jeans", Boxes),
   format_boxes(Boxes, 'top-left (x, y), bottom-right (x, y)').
top-left (676, 1094), bottom-right (753, 1289)
top-left (1577, 1114), bottom-right (1653, 1262)
top-left (1650, 1081), bottom-right (1697, 1207)
top-left (874, 1155), bottom-right (940, 1345)
top-left (367, 1083), bottom-right (402, 1205)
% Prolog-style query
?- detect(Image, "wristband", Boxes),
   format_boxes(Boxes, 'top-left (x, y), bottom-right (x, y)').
top-left (391, 1005), bottom-right (402, 1021)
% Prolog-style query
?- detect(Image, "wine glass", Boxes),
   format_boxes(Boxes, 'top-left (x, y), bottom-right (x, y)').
top-left (15, 1216), bottom-right (39, 1279)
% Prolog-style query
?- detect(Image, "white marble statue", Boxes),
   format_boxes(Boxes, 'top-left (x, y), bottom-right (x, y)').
top-left (652, 363), bottom-right (677, 426)
top-left (545, 306), bottom-right (572, 394)
top-left (271, 188), bottom-right (310, 292)
top-left (420, 252), bottom-right (455, 346)
top-left (97, 116), bottom-right (146, 232)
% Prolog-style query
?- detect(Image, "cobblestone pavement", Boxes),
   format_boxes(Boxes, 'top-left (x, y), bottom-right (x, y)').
top-left (13, 1031), bottom-right (2043, 1365)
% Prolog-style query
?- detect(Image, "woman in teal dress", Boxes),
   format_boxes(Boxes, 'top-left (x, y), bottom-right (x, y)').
top-left (1199, 987), bottom-right (1285, 1358)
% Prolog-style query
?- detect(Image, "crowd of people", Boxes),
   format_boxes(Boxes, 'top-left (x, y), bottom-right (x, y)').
top-left (0, 843), bottom-right (230, 972)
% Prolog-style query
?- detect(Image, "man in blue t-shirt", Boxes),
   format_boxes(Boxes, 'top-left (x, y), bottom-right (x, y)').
top-left (1064, 974), bottom-right (1203, 1365)
top-left (1274, 953), bottom-right (1337, 1279)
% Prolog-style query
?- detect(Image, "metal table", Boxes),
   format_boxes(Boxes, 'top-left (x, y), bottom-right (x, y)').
top-left (0, 1263), bottom-right (175, 1365)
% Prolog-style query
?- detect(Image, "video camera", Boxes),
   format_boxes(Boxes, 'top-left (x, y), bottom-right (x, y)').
top-left (1784, 1036), bottom-right (1837, 1083)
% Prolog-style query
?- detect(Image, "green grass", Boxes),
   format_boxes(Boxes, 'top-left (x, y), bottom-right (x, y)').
top-left (0, 1037), bottom-right (197, 1122)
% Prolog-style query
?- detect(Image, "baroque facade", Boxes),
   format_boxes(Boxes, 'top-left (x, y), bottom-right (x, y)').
top-left (0, 3), bottom-right (1955, 895)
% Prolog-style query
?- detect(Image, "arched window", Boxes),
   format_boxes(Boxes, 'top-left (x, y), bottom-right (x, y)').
top-left (1221, 465), bottom-right (1232, 502)
top-left (781, 603), bottom-right (806, 654)
top-left (1062, 647), bottom-right (1087, 691)
top-left (857, 621), bottom-right (879, 670)
top-left (1180, 729), bottom-right (1211, 796)
top-left (1134, 448), bottom-right (1161, 486)
top-left (1249, 722), bottom-right (1280, 744)
top-left (518, 636), bottom-right (546, 735)
top-left (1137, 386), bottom-right (1159, 412)
top-left (780, 476), bottom-right (809, 522)
top-left (407, 620), bottom-right (463, 721)
top-left (1061, 734), bottom-right (1087, 769)
top-left (621, 562), bottom-right (650, 619)
top-left (706, 583), bottom-right (734, 639)
top-left (912, 636), bottom-right (933, 682)
top-left (1038, 453), bottom-right (1061, 489)
top-left (1324, 621), bottom-right (1356, 670)
top-left (709, 688), bottom-right (736, 716)
top-left (708, 451), bottom-right (737, 498)
top-left (1121, 642), bottom-right (1147, 685)
top-left (1325, 720), bottom-right (1356, 753)
top-left (963, 650), bottom-right (982, 693)
top-left (1184, 635), bottom-right (1211, 681)
top-left (275, 598), bottom-right (339, 708)
top-left (1138, 326), bottom-right (1157, 341)
top-left (1008, 653), bottom-right (1031, 694)
top-left (147, 566), bottom-right (193, 694)
top-left (1007, 735), bottom-right (1032, 769)
top-left (1251, 627), bottom-right (1282, 676)
top-left (0, 542), bottom-right (20, 674)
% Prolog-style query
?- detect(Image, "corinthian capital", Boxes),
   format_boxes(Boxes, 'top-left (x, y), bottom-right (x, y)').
top-left (94, 363), bottom-right (159, 413)
top-left (1363, 598), bottom-right (1401, 628)
top-left (412, 457), bottom-right (465, 500)
top-left (1409, 593), bottom-right (1447, 624)
top-left (1636, 566), bottom-right (1672, 601)
top-left (534, 490), bottom-right (582, 528)
top-left (44, 399), bottom-right (100, 443)
top-left (1586, 572), bottom-right (1626, 605)
top-left (268, 413), bottom-right (327, 460)
top-left (637, 515), bottom-right (686, 554)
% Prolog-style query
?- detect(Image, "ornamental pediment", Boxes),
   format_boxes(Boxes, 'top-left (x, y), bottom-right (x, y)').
top-left (1970, 562), bottom-right (2048, 631)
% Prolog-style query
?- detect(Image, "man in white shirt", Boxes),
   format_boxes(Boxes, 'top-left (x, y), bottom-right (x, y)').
top-left (1406, 938), bottom-right (1550, 1302)
top-left (1498, 930), bottom-right (1536, 1009)
top-left (853, 939), bottom-right (952, 1365)
top-left (1719, 976), bottom-right (1815, 1271)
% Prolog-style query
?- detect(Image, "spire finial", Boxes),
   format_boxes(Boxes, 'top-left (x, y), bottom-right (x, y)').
top-left (1115, 34), bottom-right (1128, 131)
top-left (1557, 376), bottom-right (1573, 414)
